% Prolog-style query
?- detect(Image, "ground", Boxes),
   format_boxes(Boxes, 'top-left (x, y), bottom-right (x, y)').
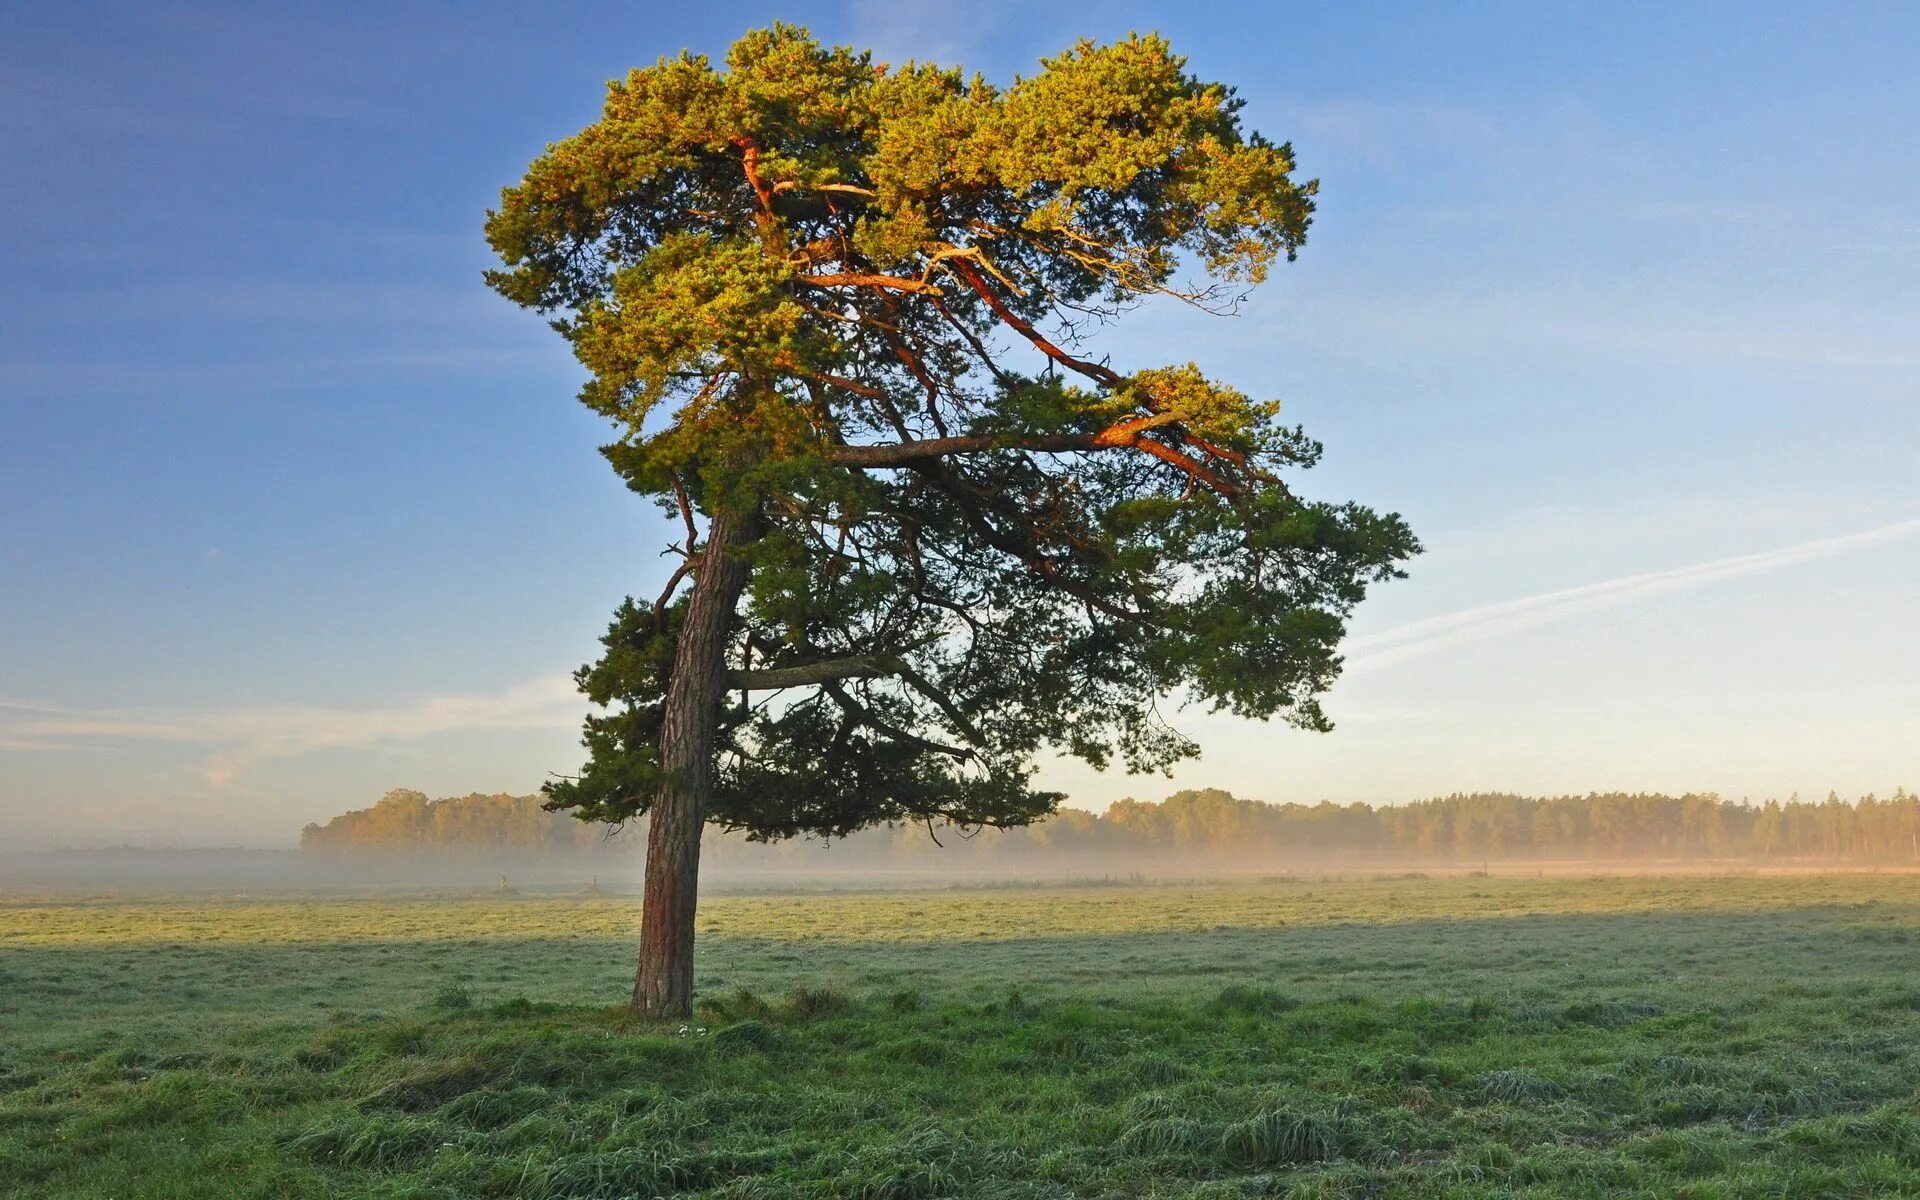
top-left (5, 872), bottom-right (1920, 1197)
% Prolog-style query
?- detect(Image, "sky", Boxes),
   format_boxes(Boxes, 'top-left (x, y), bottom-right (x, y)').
top-left (1, 1), bottom-right (1916, 849)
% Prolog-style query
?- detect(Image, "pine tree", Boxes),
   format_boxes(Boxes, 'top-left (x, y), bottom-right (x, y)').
top-left (486, 26), bottom-right (1419, 1015)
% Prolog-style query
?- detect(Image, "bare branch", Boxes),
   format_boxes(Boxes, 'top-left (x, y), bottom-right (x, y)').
top-left (652, 559), bottom-right (694, 630)
top-left (944, 257), bottom-right (1124, 388)
top-left (671, 476), bottom-right (698, 548)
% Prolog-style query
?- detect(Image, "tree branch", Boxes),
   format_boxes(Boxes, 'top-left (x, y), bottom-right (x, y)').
top-left (671, 476), bottom-right (699, 548)
top-left (891, 660), bottom-right (988, 747)
top-left (770, 180), bottom-right (877, 199)
top-left (775, 353), bottom-right (891, 401)
top-left (730, 652), bottom-right (986, 749)
top-left (794, 272), bottom-right (945, 296)
top-left (822, 680), bottom-right (973, 761)
top-left (728, 654), bottom-right (904, 691)
top-left (831, 433), bottom-right (1106, 466)
top-left (827, 413), bottom-right (1237, 497)
top-left (651, 559), bottom-right (694, 630)
top-left (945, 257), bottom-right (1124, 388)
top-left (728, 136), bottom-right (776, 220)
top-left (903, 460), bottom-right (1163, 626)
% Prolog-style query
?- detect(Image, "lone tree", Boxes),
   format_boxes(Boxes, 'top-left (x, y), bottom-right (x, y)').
top-left (487, 26), bottom-right (1418, 1017)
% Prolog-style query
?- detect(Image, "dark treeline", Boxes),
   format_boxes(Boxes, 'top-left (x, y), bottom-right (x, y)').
top-left (302, 786), bottom-right (1920, 866)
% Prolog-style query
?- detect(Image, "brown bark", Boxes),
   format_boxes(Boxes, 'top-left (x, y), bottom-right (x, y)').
top-left (633, 507), bottom-right (755, 1018)
top-left (728, 653), bottom-right (903, 690)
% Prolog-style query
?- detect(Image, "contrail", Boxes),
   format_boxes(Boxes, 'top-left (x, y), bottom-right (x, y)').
top-left (1346, 515), bottom-right (1920, 673)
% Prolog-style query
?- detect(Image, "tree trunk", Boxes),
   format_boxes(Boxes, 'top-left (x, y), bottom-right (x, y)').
top-left (633, 507), bottom-right (754, 1018)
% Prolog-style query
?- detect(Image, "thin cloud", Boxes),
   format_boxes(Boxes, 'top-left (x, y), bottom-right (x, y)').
top-left (0, 736), bottom-right (127, 753)
top-left (1347, 516), bottom-right (1920, 673)
top-left (0, 697), bottom-right (80, 714)
top-left (3, 674), bottom-right (581, 784)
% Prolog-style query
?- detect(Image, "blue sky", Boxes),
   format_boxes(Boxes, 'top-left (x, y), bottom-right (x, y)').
top-left (2, 1), bottom-right (1915, 847)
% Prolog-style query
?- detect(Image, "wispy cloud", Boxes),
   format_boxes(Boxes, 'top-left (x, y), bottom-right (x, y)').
top-left (1347, 517), bottom-right (1920, 673)
top-left (0, 697), bottom-right (81, 714)
top-left (2, 675), bottom-right (581, 784)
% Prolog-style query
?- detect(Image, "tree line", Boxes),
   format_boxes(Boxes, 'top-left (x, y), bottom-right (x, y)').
top-left (302, 786), bottom-right (1920, 865)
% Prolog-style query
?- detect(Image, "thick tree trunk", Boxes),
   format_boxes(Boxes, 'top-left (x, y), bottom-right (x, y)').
top-left (633, 508), bottom-right (754, 1018)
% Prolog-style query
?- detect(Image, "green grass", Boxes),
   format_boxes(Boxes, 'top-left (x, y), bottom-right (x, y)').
top-left (6, 873), bottom-right (1920, 1196)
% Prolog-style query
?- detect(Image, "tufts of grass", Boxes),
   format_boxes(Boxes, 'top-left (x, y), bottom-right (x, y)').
top-left (1125, 1050), bottom-right (1189, 1085)
top-left (529, 1145), bottom-right (711, 1198)
top-left (281, 1111), bottom-right (448, 1169)
top-left (429, 984), bottom-right (474, 1012)
top-left (700, 985), bottom-right (776, 1024)
top-left (866, 1033), bottom-right (947, 1067)
top-left (1560, 998), bottom-right (1664, 1028)
top-left (12, 874), bottom-right (1920, 1196)
top-left (357, 1057), bottom-right (496, 1112)
top-left (436, 1083), bottom-right (551, 1130)
top-left (1208, 984), bottom-right (1302, 1016)
top-left (1117, 1115), bottom-right (1215, 1159)
top-left (1218, 1104), bottom-right (1361, 1166)
top-left (1123, 1091), bottom-right (1182, 1120)
top-left (1475, 1068), bottom-right (1563, 1104)
top-left (784, 984), bottom-right (855, 1021)
top-left (711, 1019), bottom-right (779, 1054)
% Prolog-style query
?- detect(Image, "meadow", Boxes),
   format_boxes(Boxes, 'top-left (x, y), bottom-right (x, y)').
top-left (5, 872), bottom-right (1920, 1197)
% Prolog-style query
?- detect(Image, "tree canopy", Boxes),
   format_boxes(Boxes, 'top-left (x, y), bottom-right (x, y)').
top-left (487, 25), bottom-right (1417, 845)
top-left (488, 25), bottom-right (1423, 1013)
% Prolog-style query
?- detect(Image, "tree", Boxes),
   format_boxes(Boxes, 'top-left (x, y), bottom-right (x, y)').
top-left (485, 25), bottom-right (1419, 1016)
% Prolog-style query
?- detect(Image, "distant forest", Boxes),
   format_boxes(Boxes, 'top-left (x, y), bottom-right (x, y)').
top-left (302, 787), bottom-right (1920, 865)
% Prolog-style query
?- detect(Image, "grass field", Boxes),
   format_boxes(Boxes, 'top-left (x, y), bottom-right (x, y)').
top-left (6, 872), bottom-right (1920, 1197)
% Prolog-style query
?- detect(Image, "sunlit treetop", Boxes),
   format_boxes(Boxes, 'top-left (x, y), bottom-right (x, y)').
top-left (486, 24), bottom-right (1418, 841)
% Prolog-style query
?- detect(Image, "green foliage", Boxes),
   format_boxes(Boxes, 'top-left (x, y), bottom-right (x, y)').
top-left (485, 24), bottom-right (1417, 843)
top-left (13, 874), bottom-right (1920, 1196)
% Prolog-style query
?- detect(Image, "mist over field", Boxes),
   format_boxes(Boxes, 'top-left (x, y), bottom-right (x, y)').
top-left (11, 785), bottom-right (1920, 902)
